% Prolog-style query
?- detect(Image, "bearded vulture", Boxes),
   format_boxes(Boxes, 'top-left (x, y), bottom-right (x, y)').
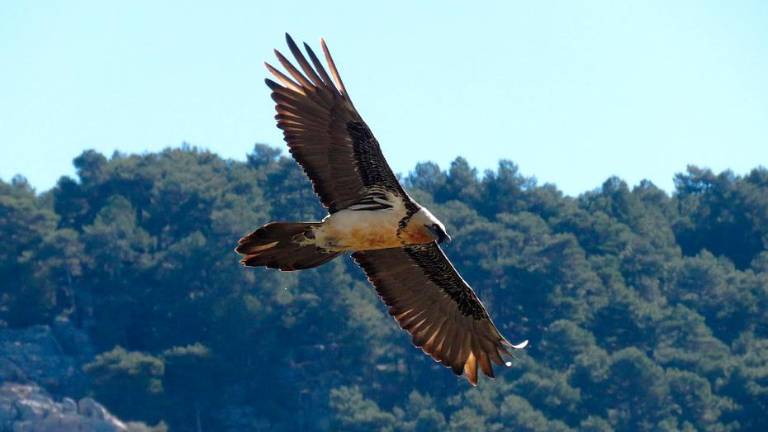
top-left (236, 34), bottom-right (528, 385)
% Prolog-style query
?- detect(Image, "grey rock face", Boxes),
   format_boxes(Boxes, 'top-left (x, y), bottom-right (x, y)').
top-left (0, 383), bottom-right (129, 432)
top-left (0, 322), bottom-right (161, 432)
top-left (0, 323), bottom-right (89, 395)
top-left (60, 398), bottom-right (77, 414)
top-left (78, 397), bottom-right (113, 421)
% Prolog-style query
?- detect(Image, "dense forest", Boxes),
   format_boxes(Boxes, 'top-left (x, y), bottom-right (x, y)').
top-left (2, 144), bottom-right (767, 431)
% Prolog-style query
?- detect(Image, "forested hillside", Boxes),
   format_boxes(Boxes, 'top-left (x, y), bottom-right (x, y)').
top-left (2, 144), bottom-right (767, 431)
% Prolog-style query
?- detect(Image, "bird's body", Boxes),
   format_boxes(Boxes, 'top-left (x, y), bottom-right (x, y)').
top-left (236, 34), bottom-right (527, 384)
top-left (311, 191), bottom-right (434, 251)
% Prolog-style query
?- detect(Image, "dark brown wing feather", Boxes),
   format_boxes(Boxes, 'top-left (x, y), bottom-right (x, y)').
top-left (353, 243), bottom-right (528, 385)
top-left (266, 34), bottom-right (406, 213)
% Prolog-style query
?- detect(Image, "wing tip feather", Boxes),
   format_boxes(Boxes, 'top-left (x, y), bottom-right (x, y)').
top-left (265, 78), bottom-right (280, 90)
top-left (319, 37), bottom-right (347, 95)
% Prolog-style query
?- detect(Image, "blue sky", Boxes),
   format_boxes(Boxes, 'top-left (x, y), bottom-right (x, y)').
top-left (1, 1), bottom-right (766, 196)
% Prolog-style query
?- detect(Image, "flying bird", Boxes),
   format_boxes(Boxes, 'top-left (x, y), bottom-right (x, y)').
top-left (236, 34), bottom-right (528, 385)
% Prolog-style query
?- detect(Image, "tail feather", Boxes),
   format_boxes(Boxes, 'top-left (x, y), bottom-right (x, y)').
top-left (236, 222), bottom-right (339, 271)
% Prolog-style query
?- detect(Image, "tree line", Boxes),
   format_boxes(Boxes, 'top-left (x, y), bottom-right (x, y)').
top-left (1, 144), bottom-right (767, 431)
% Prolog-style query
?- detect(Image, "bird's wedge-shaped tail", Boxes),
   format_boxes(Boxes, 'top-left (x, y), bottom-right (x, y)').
top-left (236, 222), bottom-right (340, 271)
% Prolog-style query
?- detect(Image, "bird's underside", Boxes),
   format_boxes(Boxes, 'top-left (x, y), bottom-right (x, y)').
top-left (235, 33), bottom-right (527, 385)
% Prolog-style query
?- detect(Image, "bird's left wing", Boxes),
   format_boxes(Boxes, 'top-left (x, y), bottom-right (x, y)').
top-left (353, 243), bottom-right (528, 385)
top-left (265, 34), bottom-right (407, 213)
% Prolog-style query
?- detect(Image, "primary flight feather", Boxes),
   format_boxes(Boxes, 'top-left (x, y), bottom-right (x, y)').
top-left (236, 34), bottom-right (527, 385)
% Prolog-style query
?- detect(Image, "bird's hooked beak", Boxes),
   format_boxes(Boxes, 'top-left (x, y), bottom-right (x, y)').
top-left (427, 224), bottom-right (451, 244)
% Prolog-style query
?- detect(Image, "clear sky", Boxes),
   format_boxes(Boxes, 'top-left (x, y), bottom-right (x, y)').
top-left (1, 1), bottom-right (767, 196)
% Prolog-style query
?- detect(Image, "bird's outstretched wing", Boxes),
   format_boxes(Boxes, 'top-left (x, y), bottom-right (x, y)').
top-left (266, 34), bottom-right (407, 213)
top-left (353, 243), bottom-right (528, 385)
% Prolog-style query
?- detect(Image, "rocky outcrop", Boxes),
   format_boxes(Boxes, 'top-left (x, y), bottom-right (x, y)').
top-left (0, 382), bottom-right (162, 432)
top-left (0, 320), bottom-right (90, 396)
top-left (0, 321), bottom-right (162, 432)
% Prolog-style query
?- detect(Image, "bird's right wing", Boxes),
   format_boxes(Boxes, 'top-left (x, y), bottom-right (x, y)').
top-left (353, 243), bottom-right (528, 385)
top-left (265, 34), bottom-right (407, 213)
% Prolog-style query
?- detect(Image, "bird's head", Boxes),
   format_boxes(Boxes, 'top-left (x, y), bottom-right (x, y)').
top-left (400, 208), bottom-right (451, 245)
